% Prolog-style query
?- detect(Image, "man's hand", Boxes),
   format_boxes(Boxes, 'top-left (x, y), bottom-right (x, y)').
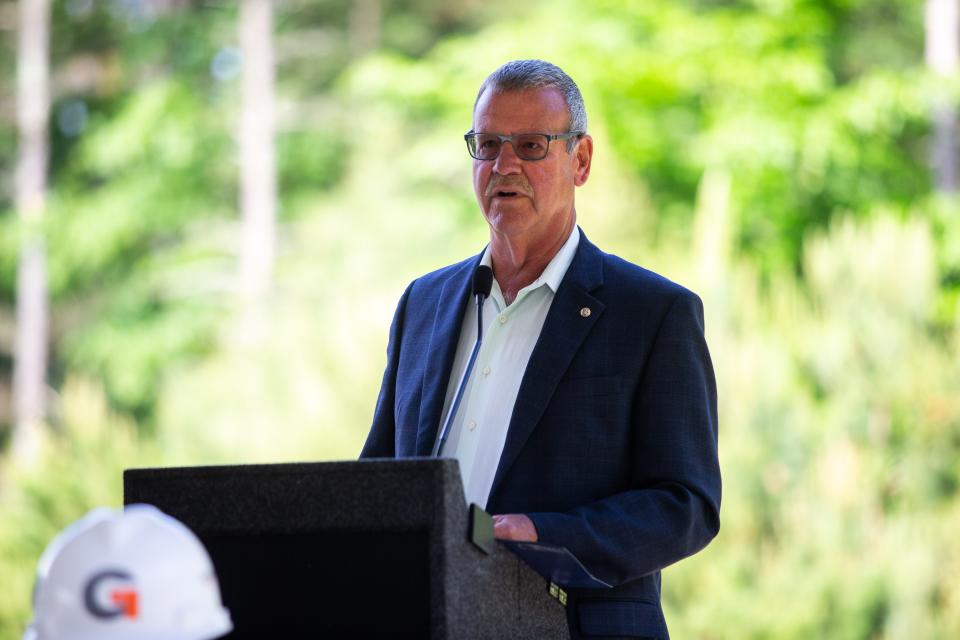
top-left (492, 513), bottom-right (539, 542)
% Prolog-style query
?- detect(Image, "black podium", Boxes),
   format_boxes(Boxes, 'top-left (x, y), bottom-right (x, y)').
top-left (124, 458), bottom-right (569, 639)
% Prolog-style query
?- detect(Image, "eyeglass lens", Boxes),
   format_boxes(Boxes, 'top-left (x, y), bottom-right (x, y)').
top-left (470, 134), bottom-right (550, 161)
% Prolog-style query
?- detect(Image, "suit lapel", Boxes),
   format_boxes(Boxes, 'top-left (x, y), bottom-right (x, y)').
top-left (490, 233), bottom-right (606, 497)
top-left (414, 255), bottom-right (482, 456)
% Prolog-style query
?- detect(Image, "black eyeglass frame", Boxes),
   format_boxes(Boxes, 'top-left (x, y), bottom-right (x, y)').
top-left (464, 131), bottom-right (585, 161)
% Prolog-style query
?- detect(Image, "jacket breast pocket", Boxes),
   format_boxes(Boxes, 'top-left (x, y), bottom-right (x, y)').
top-left (577, 598), bottom-right (668, 639)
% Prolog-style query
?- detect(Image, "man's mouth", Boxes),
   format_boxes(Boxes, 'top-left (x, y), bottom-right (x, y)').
top-left (494, 190), bottom-right (520, 198)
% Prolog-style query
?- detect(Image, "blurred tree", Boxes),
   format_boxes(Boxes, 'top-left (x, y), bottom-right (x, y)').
top-left (925, 0), bottom-right (959, 191)
top-left (12, 0), bottom-right (51, 463)
top-left (35, 0), bottom-right (236, 422)
top-left (239, 0), bottom-right (278, 300)
top-left (0, 0), bottom-right (515, 432)
top-left (350, 0), bottom-right (381, 57)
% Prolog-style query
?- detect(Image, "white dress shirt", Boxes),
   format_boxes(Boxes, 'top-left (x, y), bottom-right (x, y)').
top-left (436, 226), bottom-right (581, 509)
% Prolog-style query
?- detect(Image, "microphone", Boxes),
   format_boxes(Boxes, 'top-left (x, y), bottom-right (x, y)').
top-left (472, 265), bottom-right (493, 336)
top-left (473, 265), bottom-right (493, 299)
top-left (432, 265), bottom-right (494, 457)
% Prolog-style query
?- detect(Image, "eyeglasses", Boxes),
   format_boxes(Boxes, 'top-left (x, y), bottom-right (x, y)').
top-left (464, 131), bottom-right (584, 161)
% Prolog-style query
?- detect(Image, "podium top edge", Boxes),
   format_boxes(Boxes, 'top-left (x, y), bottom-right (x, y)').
top-left (124, 457), bottom-right (459, 479)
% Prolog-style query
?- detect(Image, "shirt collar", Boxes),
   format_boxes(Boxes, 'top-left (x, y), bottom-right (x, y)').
top-left (480, 224), bottom-right (581, 296)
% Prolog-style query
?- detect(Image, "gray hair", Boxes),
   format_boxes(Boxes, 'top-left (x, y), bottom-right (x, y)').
top-left (474, 59), bottom-right (587, 150)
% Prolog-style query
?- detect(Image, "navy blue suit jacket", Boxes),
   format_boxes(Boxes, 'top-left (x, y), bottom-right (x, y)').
top-left (361, 231), bottom-right (721, 639)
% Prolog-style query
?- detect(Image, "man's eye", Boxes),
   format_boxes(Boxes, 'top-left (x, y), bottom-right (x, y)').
top-left (478, 138), bottom-right (500, 149)
top-left (519, 138), bottom-right (545, 152)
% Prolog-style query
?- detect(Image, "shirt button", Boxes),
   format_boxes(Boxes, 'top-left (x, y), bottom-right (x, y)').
top-left (498, 314), bottom-right (507, 324)
top-left (483, 366), bottom-right (491, 376)
top-left (468, 420), bottom-right (477, 431)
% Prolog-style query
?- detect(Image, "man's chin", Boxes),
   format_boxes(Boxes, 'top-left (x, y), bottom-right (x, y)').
top-left (487, 195), bottom-right (531, 214)
top-left (487, 199), bottom-right (533, 217)
top-left (484, 208), bottom-right (534, 233)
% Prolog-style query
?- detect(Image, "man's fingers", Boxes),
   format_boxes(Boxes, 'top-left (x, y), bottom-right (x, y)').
top-left (492, 513), bottom-right (538, 542)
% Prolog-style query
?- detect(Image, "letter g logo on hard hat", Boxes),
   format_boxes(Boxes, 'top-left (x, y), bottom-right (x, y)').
top-left (83, 569), bottom-right (138, 619)
top-left (24, 504), bottom-right (232, 640)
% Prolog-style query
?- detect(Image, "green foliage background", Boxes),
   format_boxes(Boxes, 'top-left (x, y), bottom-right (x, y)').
top-left (1, 0), bottom-right (959, 637)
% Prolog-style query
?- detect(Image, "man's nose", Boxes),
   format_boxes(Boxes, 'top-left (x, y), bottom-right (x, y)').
top-left (492, 140), bottom-right (523, 174)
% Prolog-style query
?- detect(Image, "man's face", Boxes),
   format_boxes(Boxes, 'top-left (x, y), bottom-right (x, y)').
top-left (472, 87), bottom-right (592, 247)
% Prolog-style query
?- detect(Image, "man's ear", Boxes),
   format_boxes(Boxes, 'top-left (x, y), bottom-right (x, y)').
top-left (573, 135), bottom-right (593, 187)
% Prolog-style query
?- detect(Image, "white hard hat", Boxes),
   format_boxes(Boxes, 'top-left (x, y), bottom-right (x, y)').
top-left (24, 504), bottom-right (232, 640)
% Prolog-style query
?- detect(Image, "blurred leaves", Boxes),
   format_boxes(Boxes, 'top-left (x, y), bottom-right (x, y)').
top-left (666, 212), bottom-right (960, 638)
top-left (0, 377), bottom-right (160, 639)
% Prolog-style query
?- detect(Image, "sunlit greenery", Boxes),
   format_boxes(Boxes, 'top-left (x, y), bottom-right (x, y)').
top-left (1, 0), bottom-right (959, 638)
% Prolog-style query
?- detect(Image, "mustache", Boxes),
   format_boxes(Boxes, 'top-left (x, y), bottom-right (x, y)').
top-left (485, 175), bottom-right (532, 197)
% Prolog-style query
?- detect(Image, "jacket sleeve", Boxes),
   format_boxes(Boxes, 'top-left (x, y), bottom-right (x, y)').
top-left (526, 291), bottom-right (722, 586)
top-left (359, 282), bottom-right (413, 458)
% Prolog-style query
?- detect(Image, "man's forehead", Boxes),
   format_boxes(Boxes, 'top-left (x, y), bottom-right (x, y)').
top-left (473, 86), bottom-right (569, 132)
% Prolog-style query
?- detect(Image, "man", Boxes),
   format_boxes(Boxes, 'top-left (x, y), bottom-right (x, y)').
top-left (361, 59), bottom-right (721, 639)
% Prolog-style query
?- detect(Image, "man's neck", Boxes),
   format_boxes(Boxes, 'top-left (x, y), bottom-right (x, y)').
top-left (489, 218), bottom-right (575, 305)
